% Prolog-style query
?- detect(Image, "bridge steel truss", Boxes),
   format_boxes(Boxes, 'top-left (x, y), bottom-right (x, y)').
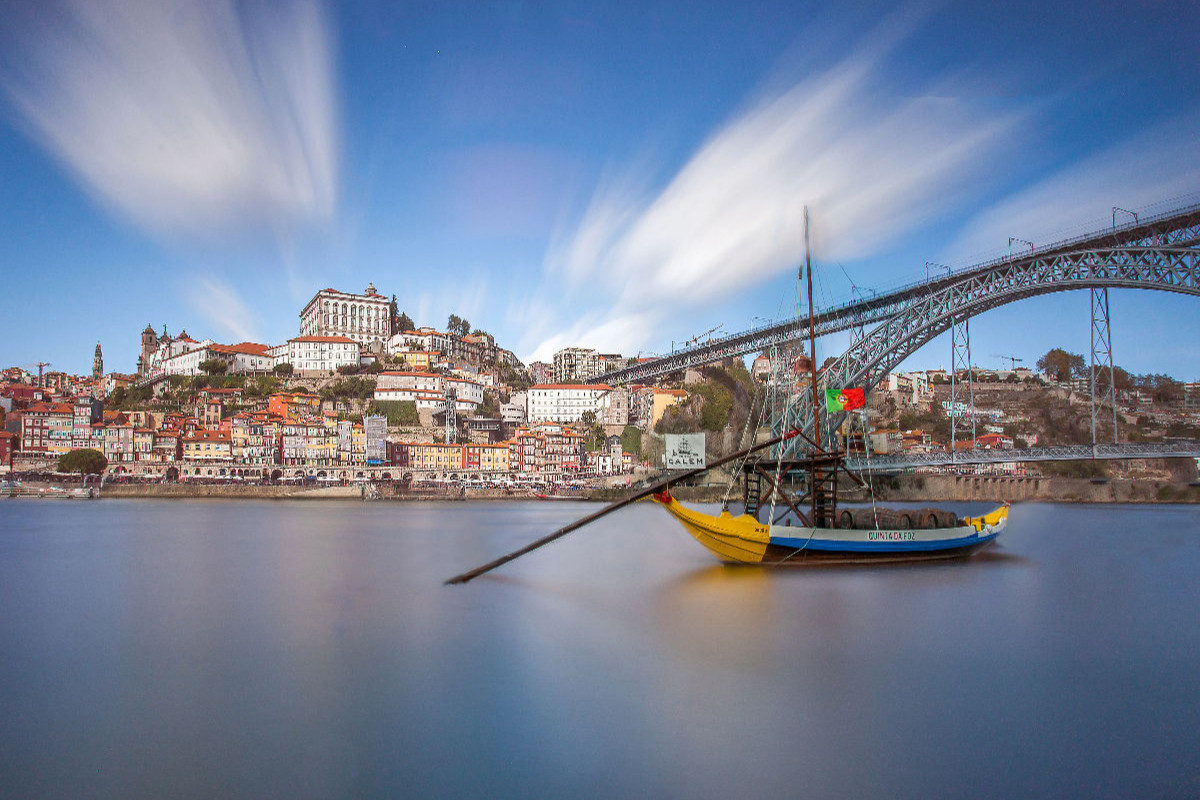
top-left (777, 242), bottom-right (1200, 454)
top-left (592, 201), bottom-right (1200, 388)
top-left (846, 442), bottom-right (1200, 473)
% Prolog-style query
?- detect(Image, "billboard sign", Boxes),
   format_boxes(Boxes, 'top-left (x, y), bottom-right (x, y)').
top-left (665, 433), bottom-right (706, 469)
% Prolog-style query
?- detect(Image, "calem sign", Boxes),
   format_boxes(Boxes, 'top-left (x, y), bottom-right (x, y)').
top-left (665, 433), bottom-right (706, 469)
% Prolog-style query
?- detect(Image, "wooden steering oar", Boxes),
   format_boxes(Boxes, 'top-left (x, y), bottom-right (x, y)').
top-left (444, 428), bottom-right (801, 584)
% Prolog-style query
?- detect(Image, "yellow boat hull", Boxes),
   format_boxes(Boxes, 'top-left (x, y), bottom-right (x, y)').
top-left (653, 492), bottom-right (1009, 566)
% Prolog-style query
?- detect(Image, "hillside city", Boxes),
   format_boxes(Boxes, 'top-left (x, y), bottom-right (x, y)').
top-left (3, 281), bottom-right (1200, 488)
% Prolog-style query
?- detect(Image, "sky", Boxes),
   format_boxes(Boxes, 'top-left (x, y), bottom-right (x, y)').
top-left (1, 0), bottom-right (1199, 380)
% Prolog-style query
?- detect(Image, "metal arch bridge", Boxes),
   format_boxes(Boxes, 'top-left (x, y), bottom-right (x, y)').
top-left (590, 198), bottom-right (1200, 388)
top-left (783, 203), bottom-right (1200, 451)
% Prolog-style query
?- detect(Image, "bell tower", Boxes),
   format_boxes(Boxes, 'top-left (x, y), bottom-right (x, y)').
top-left (139, 324), bottom-right (158, 376)
top-left (93, 342), bottom-right (104, 379)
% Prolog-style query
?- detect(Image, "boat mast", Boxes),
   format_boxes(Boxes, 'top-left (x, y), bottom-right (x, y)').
top-left (804, 207), bottom-right (819, 440)
top-left (804, 207), bottom-right (837, 528)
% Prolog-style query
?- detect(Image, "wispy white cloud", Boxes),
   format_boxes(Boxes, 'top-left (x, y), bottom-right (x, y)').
top-left (941, 115), bottom-right (1200, 267)
top-left (533, 27), bottom-right (1025, 361)
top-left (0, 0), bottom-right (338, 244)
top-left (188, 275), bottom-right (262, 344)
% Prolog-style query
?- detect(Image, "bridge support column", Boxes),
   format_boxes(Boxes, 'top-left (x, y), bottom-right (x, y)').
top-left (950, 318), bottom-right (976, 456)
top-left (1090, 288), bottom-right (1118, 446)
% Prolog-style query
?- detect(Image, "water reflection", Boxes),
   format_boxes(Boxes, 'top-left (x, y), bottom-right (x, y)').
top-left (657, 566), bottom-right (774, 667)
top-left (1, 500), bottom-right (1198, 798)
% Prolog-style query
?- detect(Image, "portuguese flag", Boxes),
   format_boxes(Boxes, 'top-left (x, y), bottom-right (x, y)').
top-left (825, 387), bottom-right (866, 412)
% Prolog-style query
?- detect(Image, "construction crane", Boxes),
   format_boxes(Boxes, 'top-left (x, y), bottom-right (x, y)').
top-left (20, 361), bottom-right (52, 387)
top-left (993, 354), bottom-right (1023, 370)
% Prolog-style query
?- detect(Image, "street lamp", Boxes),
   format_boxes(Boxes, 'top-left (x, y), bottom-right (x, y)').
top-left (1112, 207), bottom-right (1139, 229)
top-left (1008, 237), bottom-right (1034, 263)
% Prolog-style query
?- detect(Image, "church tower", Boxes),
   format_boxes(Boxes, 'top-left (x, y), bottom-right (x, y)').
top-left (139, 324), bottom-right (158, 376)
top-left (93, 342), bottom-right (103, 379)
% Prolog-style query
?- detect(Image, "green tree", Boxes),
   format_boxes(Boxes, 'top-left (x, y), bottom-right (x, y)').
top-left (59, 448), bottom-right (108, 476)
top-left (620, 425), bottom-right (642, 457)
top-left (199, 359), bottom-right (227, 375)
top-left (368, 400), bottom-right (420, 426)
top-left (1036, 348), bottom-right (1085, 384)
top-left (273, 362), bottom-right (294, 376)
top-left (396, 311), bottom-right (415, 332)
top-left (477, 391), bottom-right (500, 418)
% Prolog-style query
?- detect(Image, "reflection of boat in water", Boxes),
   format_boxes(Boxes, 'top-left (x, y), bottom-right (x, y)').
top-left (653, 491), bottom-right (1008, 565)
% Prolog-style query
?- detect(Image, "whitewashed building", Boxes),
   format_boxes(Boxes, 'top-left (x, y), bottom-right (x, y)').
top-left (528, 384), bottom-right (612, 423)
top-left (272, 336), bottom-right (360, 375)
top-left (374, 371), bottom-right (483, 414)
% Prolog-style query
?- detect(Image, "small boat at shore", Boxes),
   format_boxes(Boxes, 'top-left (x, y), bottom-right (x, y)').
top-left (653, 491), bottom-right (1008, 565)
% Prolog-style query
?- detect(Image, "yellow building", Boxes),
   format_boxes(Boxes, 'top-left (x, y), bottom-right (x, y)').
top-left (182, 429), bottom-right (232, 462)
top-left (464, 442), bottom-right (510, 473)
top-left (304, 422), bottom-right (337, 465)
top-left (392, 350), bottom-right (439, 371)
top-left (650, 388), bottom-right (688, 426)
top-left (403, 442), bottom-right (463, 472)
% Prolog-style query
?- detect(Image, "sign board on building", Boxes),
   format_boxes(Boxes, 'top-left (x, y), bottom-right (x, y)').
top-left (665, 433), bottom-right (706, 469)
top-left (941, 401), bottom-right (970, 418)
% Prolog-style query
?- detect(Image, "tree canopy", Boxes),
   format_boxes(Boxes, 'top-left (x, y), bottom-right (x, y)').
top-left (59, 448), bottom-right (108, 475)
top-left (1036, 348), bottom-right (1086, 384)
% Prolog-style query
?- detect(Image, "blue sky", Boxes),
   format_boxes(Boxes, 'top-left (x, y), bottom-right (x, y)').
top-left (1, 0), bottom-right (1198, 380)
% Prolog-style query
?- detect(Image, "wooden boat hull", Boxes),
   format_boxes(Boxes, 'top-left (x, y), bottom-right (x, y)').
top-left (652, 492), bottom-right (1008, 566)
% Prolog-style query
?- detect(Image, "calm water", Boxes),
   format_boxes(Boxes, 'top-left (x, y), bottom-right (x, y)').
top-left (1, 498), bottom-right (1199, 799)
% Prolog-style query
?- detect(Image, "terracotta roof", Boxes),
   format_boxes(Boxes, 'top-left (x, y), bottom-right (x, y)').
top-left (184, 430), bottom-right (231, 442)
top-left (209, 342), bottom-right (271, 356)
top-left (26, 402), bottom-right (74, 414)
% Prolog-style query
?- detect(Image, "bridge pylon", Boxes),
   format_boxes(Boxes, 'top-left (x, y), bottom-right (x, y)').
top-left (950, 318), bottom-right (976, 457)
top-left (1090, 287), bottom-right (1119, 448)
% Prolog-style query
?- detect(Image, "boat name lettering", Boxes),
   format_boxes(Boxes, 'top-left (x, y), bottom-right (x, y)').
top-left (867, 531), bottom-right (917, 541)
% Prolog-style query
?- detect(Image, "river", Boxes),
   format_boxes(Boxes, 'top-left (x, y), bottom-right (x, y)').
top-left (1, 499), bottom-right (1198, 799)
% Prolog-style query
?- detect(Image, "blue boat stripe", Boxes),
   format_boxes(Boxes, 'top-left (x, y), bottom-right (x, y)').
top-left (770, 531), bottom-right (1000, 552)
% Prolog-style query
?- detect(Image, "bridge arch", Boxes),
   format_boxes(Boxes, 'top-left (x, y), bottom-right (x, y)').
top-left (781, 244), bottom-right (1200, 446)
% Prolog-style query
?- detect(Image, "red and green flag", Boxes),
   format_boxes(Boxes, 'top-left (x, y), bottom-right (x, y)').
top-left (825, 387), bottom-right (865, 412)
